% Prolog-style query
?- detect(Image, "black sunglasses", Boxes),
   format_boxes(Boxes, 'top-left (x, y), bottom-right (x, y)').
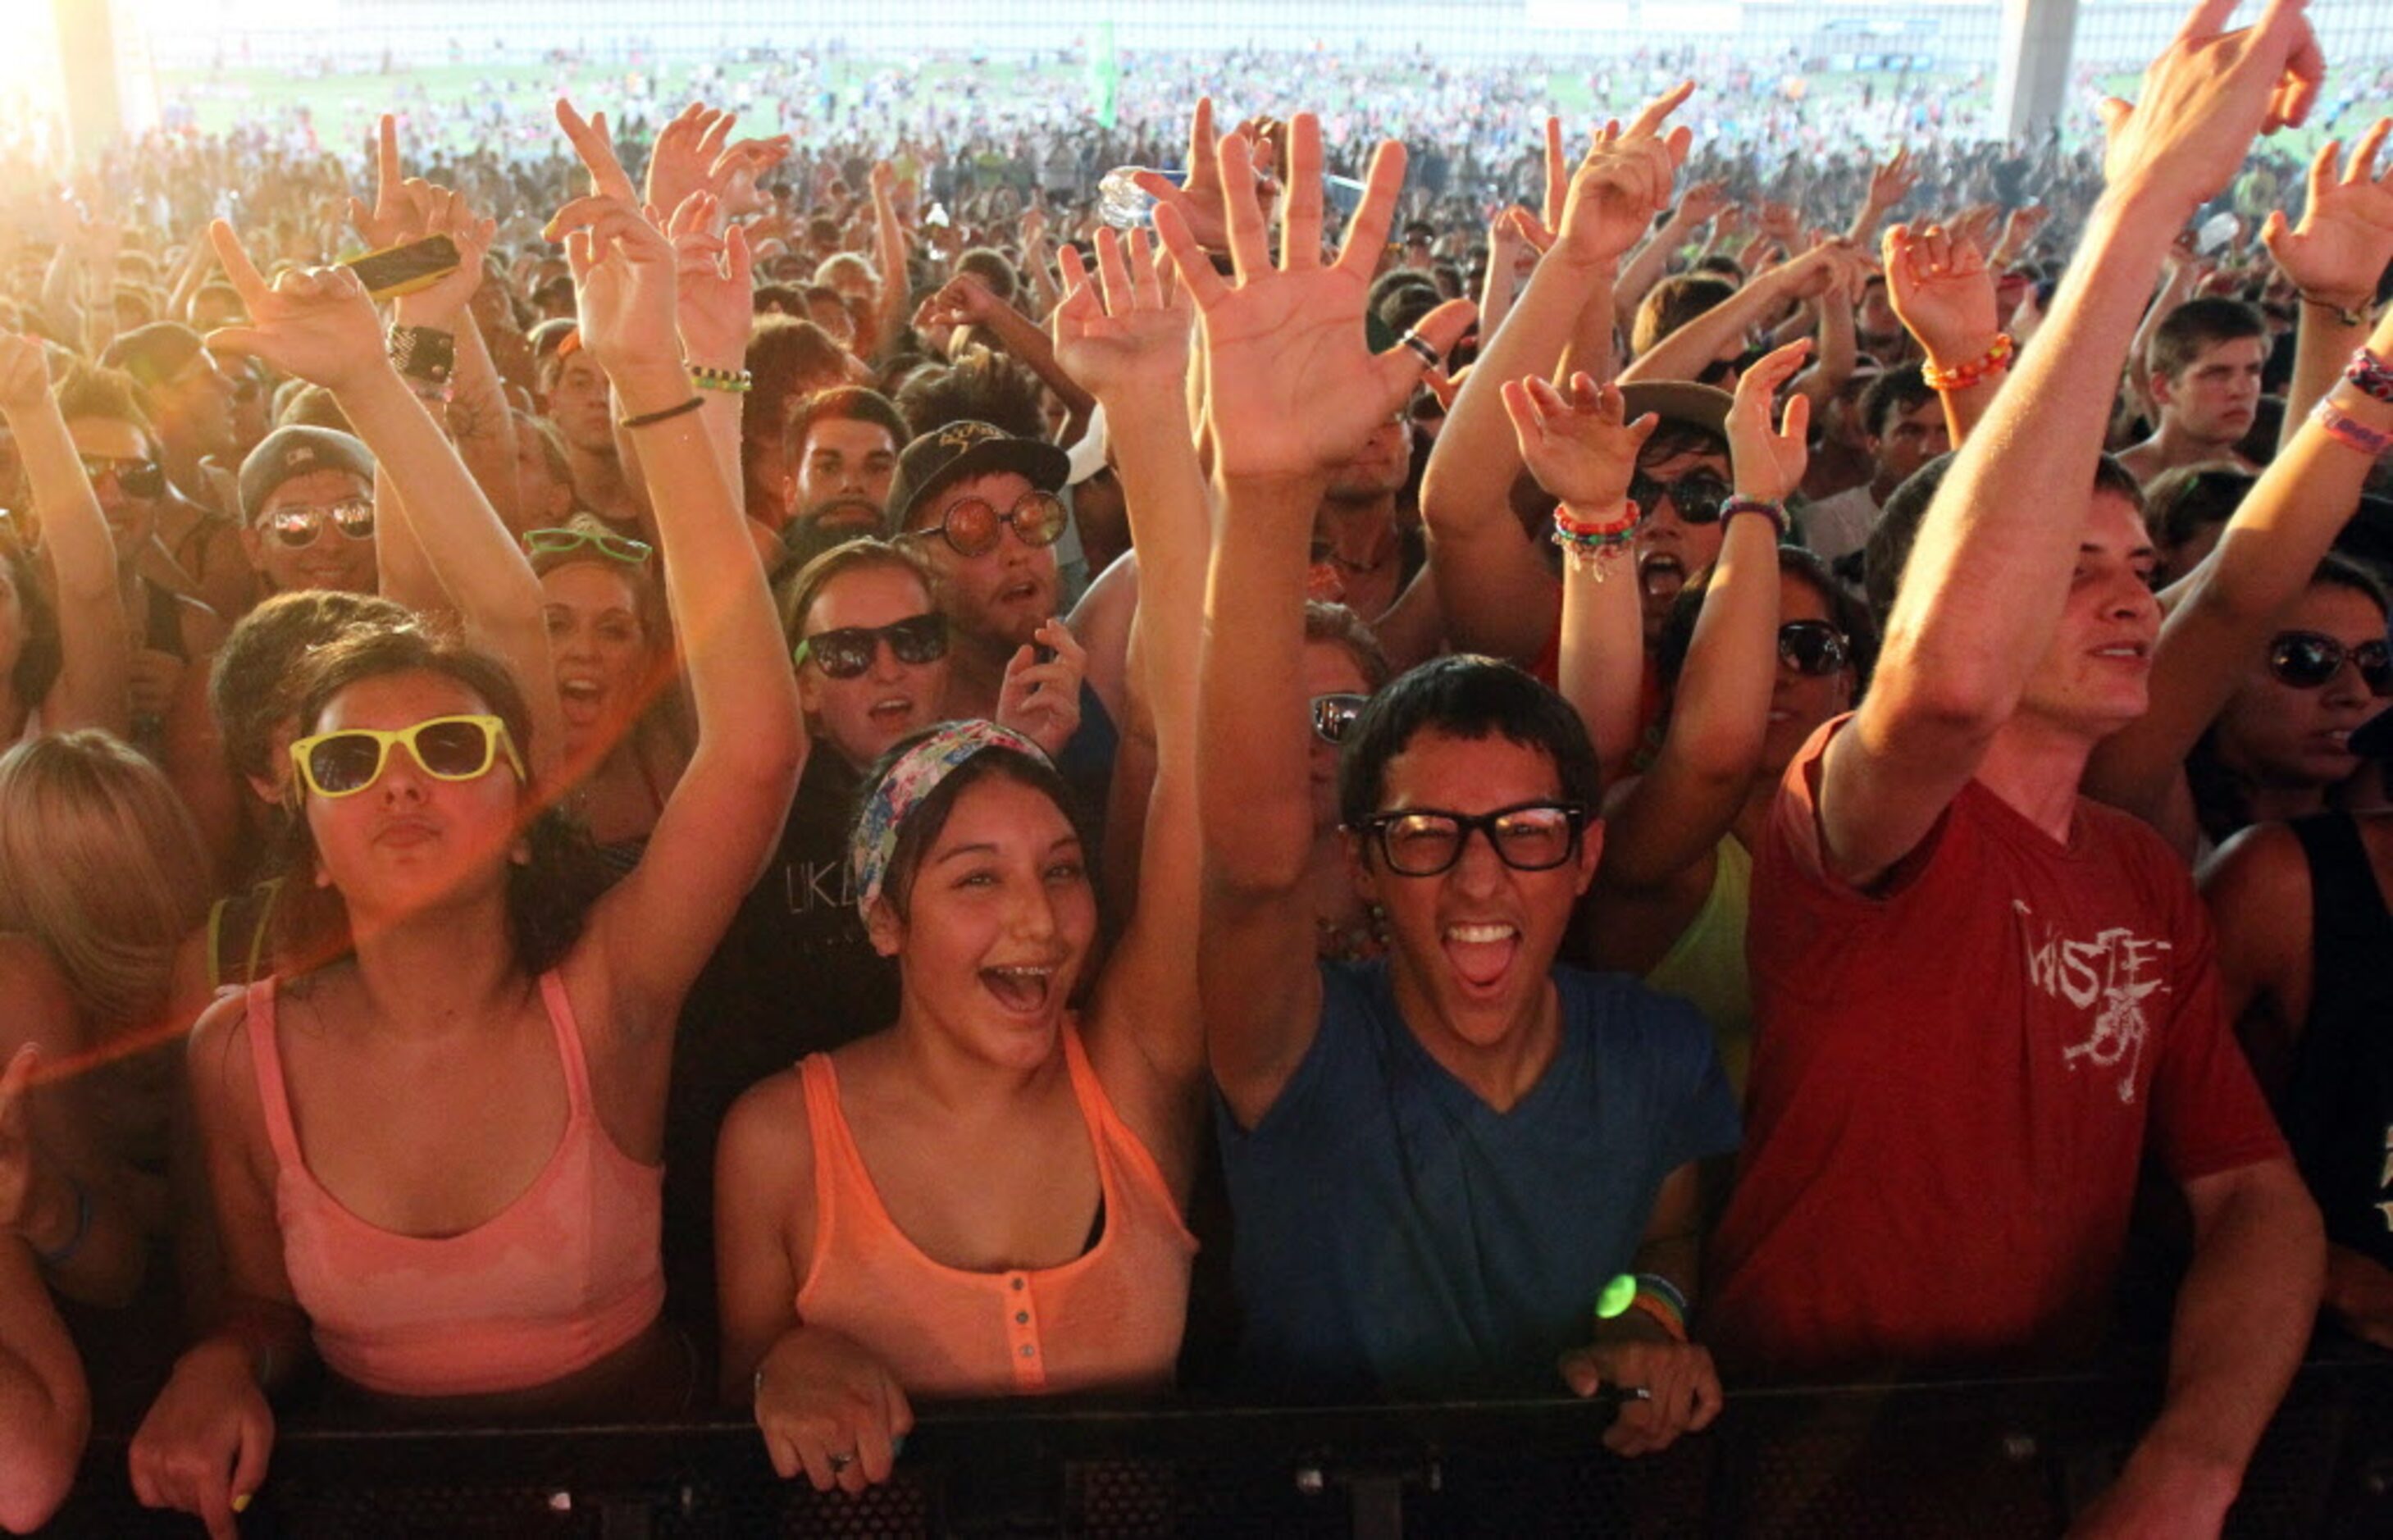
top-left (2268, 631), bottom-right (2391, 695)
top-left (795, 613), bottom-right (949, 679)
top-left (1778, 621), bottom-right (1851, 677)
top-left (1356, 800), bottom-right (1588, 877)
top-left (1310, 693), bottom-right (1368, 745)
top-left (1630, 469), bottom-right (1730, 524)
top-left (82, 454), bottom-right (166, 499)
top-left (908, 491), bottom-right (1068, 558)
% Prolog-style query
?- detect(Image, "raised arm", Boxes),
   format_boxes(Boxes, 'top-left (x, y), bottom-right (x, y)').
top-left (2270, 125), bottom-right (2392, 441)
top-left (867, 163), bottom-right (912, 364)
top-left (548, 192), bottom-right (804, 1027)
top-left (349, 116), bottom-right (522, 531)
top-left (1620, 237), bottom-right (1853, 385)
top-left (202, 221), bottom-right (566, 786)
top-left (1845, 148), bottom-right (1919, 248)
top-left (1616, 180), bottom-right (1725, 326)
top-left (1420, 86), bottom-right (1691, 663)
top-left (1882, 221), bottom-right (2008, 447)
top-left (1158, 115), bottom-right (1471, 1128)
top-left (0, 336), bottom-right (130, 738)
top-left (1816, 0), bottom-right (2322, 887)
top-left (2085, 289), bottom-right (2393, 845)
top-left (1051, 230), bottom-right (1209, 1171)
top-left (1511, 374), bottom-right (1653, 783)
top-left (1600, 342), bottom-right (1808, 892)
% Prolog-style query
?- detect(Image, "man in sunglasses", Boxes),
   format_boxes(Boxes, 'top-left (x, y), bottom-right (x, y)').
top-left (1712, 9), bottom-right (2324, 1529)
top-left (59, 368), bottom-right (229, 754)
top-left (235, 426), bottom-right (379, 600)
top-left (887, 420), bottom-right (1117, 826)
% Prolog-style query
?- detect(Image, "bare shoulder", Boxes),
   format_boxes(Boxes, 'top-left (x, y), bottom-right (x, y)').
top-left (719, 1065), bottom-right (815, 1196)
top-left (2198, 820), bottom-right (2310, 920)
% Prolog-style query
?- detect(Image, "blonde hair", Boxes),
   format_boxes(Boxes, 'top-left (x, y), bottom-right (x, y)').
top-left (0, 732), bottom-right (211, 1031)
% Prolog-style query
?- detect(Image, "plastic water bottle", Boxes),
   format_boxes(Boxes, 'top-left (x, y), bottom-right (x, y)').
top-left (1097, 166), bottom-right (1171, 229)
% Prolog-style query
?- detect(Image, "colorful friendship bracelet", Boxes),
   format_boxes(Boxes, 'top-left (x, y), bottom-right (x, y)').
top-left (2341, 345), bottom-right (2393, 406)
top-left (1552, 500), bottom-right (1640, 581)
top-left (1920, 331), bottom-right (2014, 393)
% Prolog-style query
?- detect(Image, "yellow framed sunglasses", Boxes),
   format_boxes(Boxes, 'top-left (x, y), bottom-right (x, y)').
top-left (288, 714), bottom-right (526, 800)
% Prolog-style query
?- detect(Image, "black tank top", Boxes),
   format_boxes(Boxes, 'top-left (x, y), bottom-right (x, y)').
top-left (2284, 813), bottom-right (2393, 1270)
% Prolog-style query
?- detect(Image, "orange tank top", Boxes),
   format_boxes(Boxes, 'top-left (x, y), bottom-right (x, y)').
top-left (793, 1028), bottom-right (1196, 1398)
top-left (245, 973), bottom-right (664, 1397)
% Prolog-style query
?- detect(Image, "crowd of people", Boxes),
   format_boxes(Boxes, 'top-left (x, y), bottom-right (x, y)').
top-left (1, 0), bottom-right (2388, 1532)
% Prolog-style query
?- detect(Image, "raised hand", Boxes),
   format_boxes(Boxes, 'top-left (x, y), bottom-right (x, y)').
top-left (1775, 237), bottom-right (1867, 302)
top-left (2262, 119), bottom-right (2393, 309)
top-left (662, 190), bottom-right (754, 368)
top-left (1866, 148), bottom-right (1920, 215)
top-left (1724, 339), bottom-right (1814, 502)
top-left (1757, 199), bottom-right (1803, 250)
top-left (386, 180), bottom-right (499, 330)
top-left (203, 221), bottom-right (388, 394)
top-left (1554, 84), bottom-right (1696, 267)
top-left (1153, 114), bottom-right (1473, 483)
top-left (0, 333), bottom-right (55, 418)
top-left (996, 617), bottom-right (1087, 760)
top-left (1050, 227), bottom-right (1191, 402)
top-left (1994, 203), bottom-right (2053, 264)
top-left (1131, 97), bottom-right (1268, 253)
top-left (1949, 202), bottom-right (2004, 261)
top-left (754, 1326), bottom-right (914, 1495)
top-left (2098, 0), bottom-right (2325, 216)
top-left (344, 114), bottom-right (414, 250)
top-left (1883, 221), bottom-right (1999, 367)
top-left (549, 195), bottom-right (683, 403)
top-left (554, 99), bottom-right (640, 207)
top-left (1676, 179), bottom-right (1730, 230)
top-left (709, 134), bottom-right (793, 221)
top-left (643, 103), bottom-right (738, 226)
top-left (1499, 372), bottom-right (1654, 511)
top-left (917, 270), bottom-right (1005, 331)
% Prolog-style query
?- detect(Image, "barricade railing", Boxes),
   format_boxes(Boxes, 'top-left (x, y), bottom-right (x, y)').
top-left (52, 1349), bottom-right (2393, 1537)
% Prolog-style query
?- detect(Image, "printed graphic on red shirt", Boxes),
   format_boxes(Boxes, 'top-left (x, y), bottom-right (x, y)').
top-left (2015, 900), bottom-right (2172, 1105)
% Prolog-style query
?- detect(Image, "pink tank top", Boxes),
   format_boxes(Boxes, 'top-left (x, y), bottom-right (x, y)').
top-left (245, 973), bottom-right (664, 1397)
top-left (793, 1029), bottom-right (1196, 1398)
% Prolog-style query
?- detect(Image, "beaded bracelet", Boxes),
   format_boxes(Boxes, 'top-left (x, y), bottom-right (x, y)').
top-left (619, 395), bottom-right (706, 431)
top-left (2313, 398), bottom-right (2393, 458)
top-left (690, 363), bottom-right (754, 394)
top-left (1921, 332), bottom-right (2015, 392)
top-left (1719, 496), bottom-right (1789, 540)
top-left (2341, 346), bottom-right (2393, 406)
top-left (1552, 499), bottom-right (1640, 580)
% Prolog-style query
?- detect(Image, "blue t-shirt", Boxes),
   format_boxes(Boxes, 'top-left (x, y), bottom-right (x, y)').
top-left (1217, 959), bottom-right (1740, 1399)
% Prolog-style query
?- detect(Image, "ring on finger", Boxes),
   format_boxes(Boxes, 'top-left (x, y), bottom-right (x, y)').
top-left (1397, 331), bottom-right (1442, 367)
top-left (827, 1451), bottom-right (857, 1473)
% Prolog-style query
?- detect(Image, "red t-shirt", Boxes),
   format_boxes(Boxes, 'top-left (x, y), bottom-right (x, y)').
top-left (1707, 717), bottom-right (2286, 1378)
